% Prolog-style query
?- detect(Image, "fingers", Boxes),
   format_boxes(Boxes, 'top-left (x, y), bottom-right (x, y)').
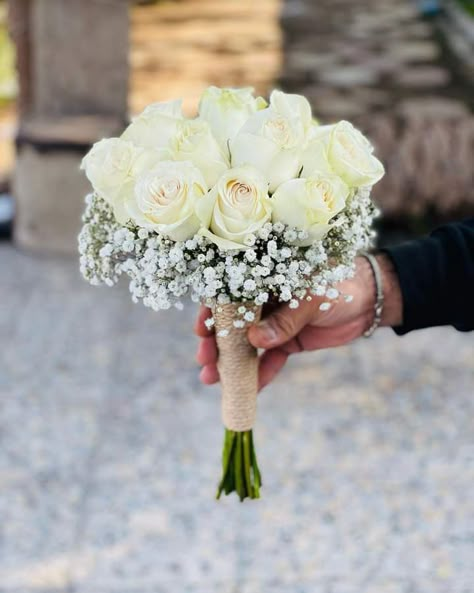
top-left (195, 302), bottom-right (278, 338)
top-left (199, 363), bottom-right (219, 385)
top-left (194, 305), bottom-right (213, 337)
top-left (196, 335), bottom-right (217, 366)
top-left (198, 320), bottom-right (365, 389)
top-left (197, 317), bottom-right (365, 391)
top-left (195, 306), bottom-right (218, 384)
top-left (199, 345), bottom-right (290, 390)
top-left (297, 318), bottom-right (366, 350)
top-left (196, 301), bottom-right (298, 389)
top-left (248, 298), bottom-right (317, 349)
top-left (258, 348), bottom-right (289, 390)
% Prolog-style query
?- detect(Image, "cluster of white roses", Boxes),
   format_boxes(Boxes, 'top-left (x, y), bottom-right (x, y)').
top-left (81, 86), bottom-right (383, 250)
top-left (79, 86), bottom-right (383, 317)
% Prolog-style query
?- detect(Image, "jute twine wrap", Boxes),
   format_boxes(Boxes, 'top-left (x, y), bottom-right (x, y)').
top-left (213, 303), bottom-right (262, 432)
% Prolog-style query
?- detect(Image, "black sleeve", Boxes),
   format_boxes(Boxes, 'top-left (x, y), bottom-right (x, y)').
top-left (382, 218), bottom-right (474, 335)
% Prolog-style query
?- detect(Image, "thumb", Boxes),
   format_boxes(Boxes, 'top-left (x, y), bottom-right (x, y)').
top-left (248, 299), bottom-right (317, 348)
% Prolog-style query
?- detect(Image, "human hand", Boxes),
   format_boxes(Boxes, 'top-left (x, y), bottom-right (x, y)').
top-left (195, 254), bottom-right (402, 390)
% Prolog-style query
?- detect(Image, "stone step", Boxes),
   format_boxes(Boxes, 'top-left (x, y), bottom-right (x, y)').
top-left (16, 115), bottom-right (126, 151)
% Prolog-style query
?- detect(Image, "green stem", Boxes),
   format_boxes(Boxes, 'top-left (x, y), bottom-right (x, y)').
top-left (250, 431), bottom-right (262, 494)
top-left (225, 455), bottom-right (235, 495)
top-left (216, 430), bottom-right (236, 499)
top-left (234, 433), bottom-right (244, 501)
top-left (242, 431), bottom-right (253, 497)
top-left (217, 429), bottom-right (262, 501)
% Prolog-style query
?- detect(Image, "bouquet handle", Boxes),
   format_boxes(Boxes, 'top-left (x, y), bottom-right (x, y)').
top-left (213, 303), bottom-right (262, 432)
top-left (213, 303), bottom-right (263, 500)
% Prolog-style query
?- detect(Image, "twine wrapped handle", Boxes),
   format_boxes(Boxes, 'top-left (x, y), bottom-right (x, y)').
top-left (213, 303), bottom-right (262, 432)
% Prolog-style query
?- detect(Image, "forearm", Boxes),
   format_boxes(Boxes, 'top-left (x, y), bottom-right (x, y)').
top-left (381, 219), bottom-right (474, 334)
top-left (378, 254), bottom-right (403, 328)
top-left (356, 254), bottom-right (403, 331)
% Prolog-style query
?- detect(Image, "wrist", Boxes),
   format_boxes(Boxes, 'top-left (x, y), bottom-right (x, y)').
top-left (376, 253), bottom-right (403, 327)
top-left (355, 253), bottom-right (403, 330)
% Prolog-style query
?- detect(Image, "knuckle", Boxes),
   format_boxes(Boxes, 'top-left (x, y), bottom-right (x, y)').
top-left (270, 312), bottom-right (295, 338)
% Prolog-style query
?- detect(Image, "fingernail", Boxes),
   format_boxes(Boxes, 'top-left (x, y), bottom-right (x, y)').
top-left (257, 320), bottom-right (277, 344)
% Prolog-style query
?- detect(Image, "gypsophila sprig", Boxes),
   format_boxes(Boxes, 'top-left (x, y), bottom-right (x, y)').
top-left (79, 86), bottom-right (384, 501)
top-left (79, 187), bottom-right (376, 319)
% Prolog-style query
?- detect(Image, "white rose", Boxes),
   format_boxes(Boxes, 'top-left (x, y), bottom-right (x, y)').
top-left (196, 165), bottom-right (272, 250)
top-left (230, 91), bottom-right (313, 192)
top-left (121, 99), bottom-right (183, 150)
top-left (168, 118), bottom-right (229, 188)
top-left (301, 120), bottom-right (385, 188)
top-left (198, 86), bottom-right (267, 151)
top-left (269, 89), bottom-right (313, 134)
top-left (127, 161), bottom-right (207, 241)
top-left (80, 137), bottom-right (160, 223)
top-left (272, 174), bottom-right (350, 246)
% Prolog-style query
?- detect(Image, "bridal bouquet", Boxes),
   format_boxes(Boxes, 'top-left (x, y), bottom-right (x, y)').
top-left (79, 86), bottom-right (384, 501)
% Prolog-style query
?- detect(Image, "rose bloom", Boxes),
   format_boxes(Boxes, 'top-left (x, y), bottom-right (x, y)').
top-left (301, 120), bottom-right (385, 188)
top-left (230, 90), bottom-right (313, 193)
top-left (272, 173), bottom-right (350, 246)
top-left (80, 137), bottom-right (160, 223)
top-left (198, 86), bottom-right (267, 151)
top-left (168, 118), bottom-right (229, 188)
top-left (197, 165), bottom-right (272, 250)
top-left (121, 100), bottom-right (183, 150)
top-left (270, 89), bottom-right (313, 134)
top-left (126, 160), bottom-right (208, 241)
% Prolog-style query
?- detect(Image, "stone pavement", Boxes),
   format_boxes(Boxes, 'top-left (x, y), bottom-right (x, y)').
top-left (1, 244), bottom-right (473, 593)
top-left (280, 0), bottom-right (474, 218)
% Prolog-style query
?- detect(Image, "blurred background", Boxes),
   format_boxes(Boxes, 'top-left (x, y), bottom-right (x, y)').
top-left (0, 1), bottom-right (473, 592)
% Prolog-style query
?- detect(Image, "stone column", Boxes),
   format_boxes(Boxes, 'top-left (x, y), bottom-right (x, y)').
top-left (11, 0), bottom-right (130, 254)
top-left (7, 0), bottom-right (32, 117)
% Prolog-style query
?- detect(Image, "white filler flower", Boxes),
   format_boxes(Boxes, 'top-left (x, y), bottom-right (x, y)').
top-left (272, 173), bottom-right (350, 246)
top-left (301, 120), bottom-right (385, 188)
top-left (127, 160), bottom-right (207, 241)
top-left (197, 165), bottom-right (272, 250)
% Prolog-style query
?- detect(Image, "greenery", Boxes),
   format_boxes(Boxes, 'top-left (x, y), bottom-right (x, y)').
top-left (216, 429), bottom-right (262, 501)
top-left (0, 3), bottom-right (17, 104)
top-left (456, 0), bottom-right (474, 16)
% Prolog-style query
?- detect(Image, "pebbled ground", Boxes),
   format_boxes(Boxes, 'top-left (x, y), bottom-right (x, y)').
top-left (1, 244), bottom-right (473, 593)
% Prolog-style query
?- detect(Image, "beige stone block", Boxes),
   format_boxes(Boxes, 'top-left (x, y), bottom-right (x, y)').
top-left (319, 65), bottom-right (379, 88)
top-left (31, 0), bottom-right (129, 118)
top-left (396, 66), bottom-right (451, 88)
top-left (13, 114), bottom-right (123, 254)
top-left (398, 97), bottom-right (470, 120)
top-left (388, 41), bottom-right (440, 63)
top-left (13, 146), bottom-right (89, 255)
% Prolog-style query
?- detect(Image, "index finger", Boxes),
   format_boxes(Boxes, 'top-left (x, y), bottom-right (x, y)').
top-left (194, 305), bottom-right (214, 337)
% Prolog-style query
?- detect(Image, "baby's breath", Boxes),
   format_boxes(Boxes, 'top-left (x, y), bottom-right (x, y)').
top-left (79, 188), bottom-right (377, 319)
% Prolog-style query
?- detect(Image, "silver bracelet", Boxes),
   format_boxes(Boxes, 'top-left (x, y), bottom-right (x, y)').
top-left (360, 251), bottom-right (384, 338)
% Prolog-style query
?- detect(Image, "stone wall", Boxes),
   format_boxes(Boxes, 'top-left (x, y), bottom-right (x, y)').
top-left (32, 0), bottom-right (129, 118)
top-left (11, 0), bottom-right (129, 254)
top-left (279, 0), bottom-right (474, 219)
